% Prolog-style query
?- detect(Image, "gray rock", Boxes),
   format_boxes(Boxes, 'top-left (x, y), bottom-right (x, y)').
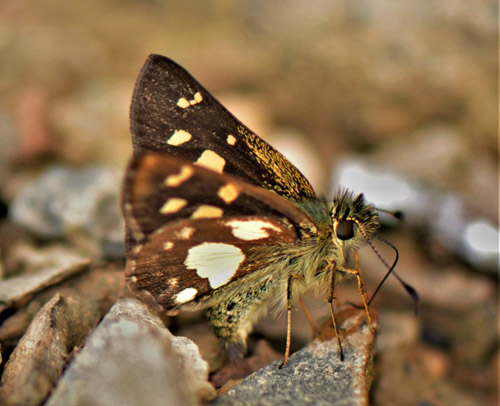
top-left (46, 298), bottom-right (215, 406)
top-left (213, 309), bottom-right (375, 406)
top-left (10, 165), bottom-right (125, 258)
top-left (0, 250), bottom-right (89, 312)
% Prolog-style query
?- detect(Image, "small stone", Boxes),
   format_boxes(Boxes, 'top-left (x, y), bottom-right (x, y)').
top-left (0, 250), bottom-right (89, 311)
top-left (46, 298), bottom-right (215, 406)
top-left (0, 292), bottom-right (100, 406)
top-left (9, 165), bottom-right (125, 258)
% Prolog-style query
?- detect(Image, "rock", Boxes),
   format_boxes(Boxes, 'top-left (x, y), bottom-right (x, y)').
top-left (0, 250), bottom-right (89, 312)
top-left (0, 292), bottom-right (101, 406)
top-left (212, 308), bottom-right (377, 406)
top-left (0, 262), bottom-right (126, 346)
top-left (9, 165), bottom-right (125, 258)
top-left (46, 298), bottom-right (215, 406)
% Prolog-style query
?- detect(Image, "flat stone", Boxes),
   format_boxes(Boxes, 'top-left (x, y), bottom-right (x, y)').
top-left (0, 262), bottom-right (125, 344)
top-left (212, 308), bottom-right (376, 406)
top-left (0, 251), bottom-right (89, 311)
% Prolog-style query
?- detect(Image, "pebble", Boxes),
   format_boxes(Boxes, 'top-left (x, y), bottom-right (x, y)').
top-left (46, 298), bottom-right (215, 406)
top-left (10, 165), bottom-right (125, 258)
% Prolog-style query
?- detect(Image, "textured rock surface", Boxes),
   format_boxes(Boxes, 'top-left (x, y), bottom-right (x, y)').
top-left (213, 309), bottom-right (376, 406)
top-left (0, 292), bottom-right (100, 406)
top-left (9, 166), bottom-right (124, 258)
top-left (0, 251), bottom-right (89, 312)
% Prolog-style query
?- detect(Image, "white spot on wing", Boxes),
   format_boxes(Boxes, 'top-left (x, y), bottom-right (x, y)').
top-left (159, 198), bottom-right (188, 214)
top-left (226, 219), bottom-right (282, 241)
top-left (217, 183), bottom-right (240, 204)
top-left (226, 135), bottom-right (237, 145)
top-left (163, 241), bottom-right (174, 250)
top-left (174, 287), bottom-right (198, 304)
top-left (176, 226), bottom-right (195, 240)
top-left (193, 92), bottom-right (203, 103)
top-left (167, 129), bottom-right (192, 146)
top-left (191, 205), bottom-right (223, 219)
top-left (177, 92), bottom-right (203, 109)
top-left (194, 150), bottom-right (226, 173)
top-left (177, 97), bottom-right (190, 108)
top-left (165, 165), bottom-right (194, 187)
top-left (185, 243), bottom-right (245, 288)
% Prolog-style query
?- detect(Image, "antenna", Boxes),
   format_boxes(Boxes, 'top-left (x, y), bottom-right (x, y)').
top-left (376, 207), bottom-right (404, 220)
top-left (367, 234), bottom-right (419, 315)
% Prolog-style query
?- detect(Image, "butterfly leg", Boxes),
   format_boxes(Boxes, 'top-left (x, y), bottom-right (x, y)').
top-left (279, 274), bottom-right (297, 369)
top-left (342, 251), bottom-right (376, 335)
top-left (327, 261), bottom-right (345, 361)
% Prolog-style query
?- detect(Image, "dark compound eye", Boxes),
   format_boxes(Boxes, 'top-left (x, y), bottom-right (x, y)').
top-left (336, 220), bottom-right (355, 240)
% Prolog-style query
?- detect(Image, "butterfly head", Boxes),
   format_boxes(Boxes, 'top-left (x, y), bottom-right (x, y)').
top-left (331, 189), bottom-right (379, 249)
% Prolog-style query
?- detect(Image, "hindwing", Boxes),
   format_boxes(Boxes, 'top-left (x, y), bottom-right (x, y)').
top-left (123, 153), bottom-right (319, 309)
top-left (126, 216), bottom-right (296, 311)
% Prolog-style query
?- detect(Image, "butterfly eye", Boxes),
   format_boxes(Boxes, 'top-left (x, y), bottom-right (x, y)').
top-left (336, 220), bottom-right (355, 240)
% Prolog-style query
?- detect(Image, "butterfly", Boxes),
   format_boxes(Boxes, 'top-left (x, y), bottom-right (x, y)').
top-left (122, 54), bottom-right (396, 367)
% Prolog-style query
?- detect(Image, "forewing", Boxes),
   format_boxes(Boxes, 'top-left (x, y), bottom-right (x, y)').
top-left (126, 216), bottom-right (296, 311)
top-left (130, 54), bottom-right (316, 201)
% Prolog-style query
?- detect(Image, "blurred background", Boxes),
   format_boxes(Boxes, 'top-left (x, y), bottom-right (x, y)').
top-left (0, 1), bottom-right (497, 405)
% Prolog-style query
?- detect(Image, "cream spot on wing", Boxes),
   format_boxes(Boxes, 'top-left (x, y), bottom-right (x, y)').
top-left (193, 92), bottom-right (203, 103)
top-left (191, 205), bottom-right (223, 219)
top-left (177, 92), bottom-right (203, 109)
top-left (174, 287), bottom-right (198, 304)
top-left (226, 135), bottom-right (237, 145)
top-left (130, 275), bottom-right (138, 283)
top-left (163, 241), bottom-right (174, 250)
top-left (217, 183), bottom-right (240, 204)
top-left (132, 245), bottom-right (143, 255)
top-left (159, 198), bottom-right (188, 214)
top-left (177, 97), bottom-right (190, 108)
top-left (169, 277), bottom-right (179, 287)
top-left (167, 129), bottom-right (192, 146)
top-left (176, 226), bottom-right (195, 240)
top-left (185, 243), bottom-right (245, 288)
top-left (194, 150), bottom-right (225, 173)
top-left (226, 219), bottom-right (282, 241)
top-left (165, 165), bottom-right (194, 187)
